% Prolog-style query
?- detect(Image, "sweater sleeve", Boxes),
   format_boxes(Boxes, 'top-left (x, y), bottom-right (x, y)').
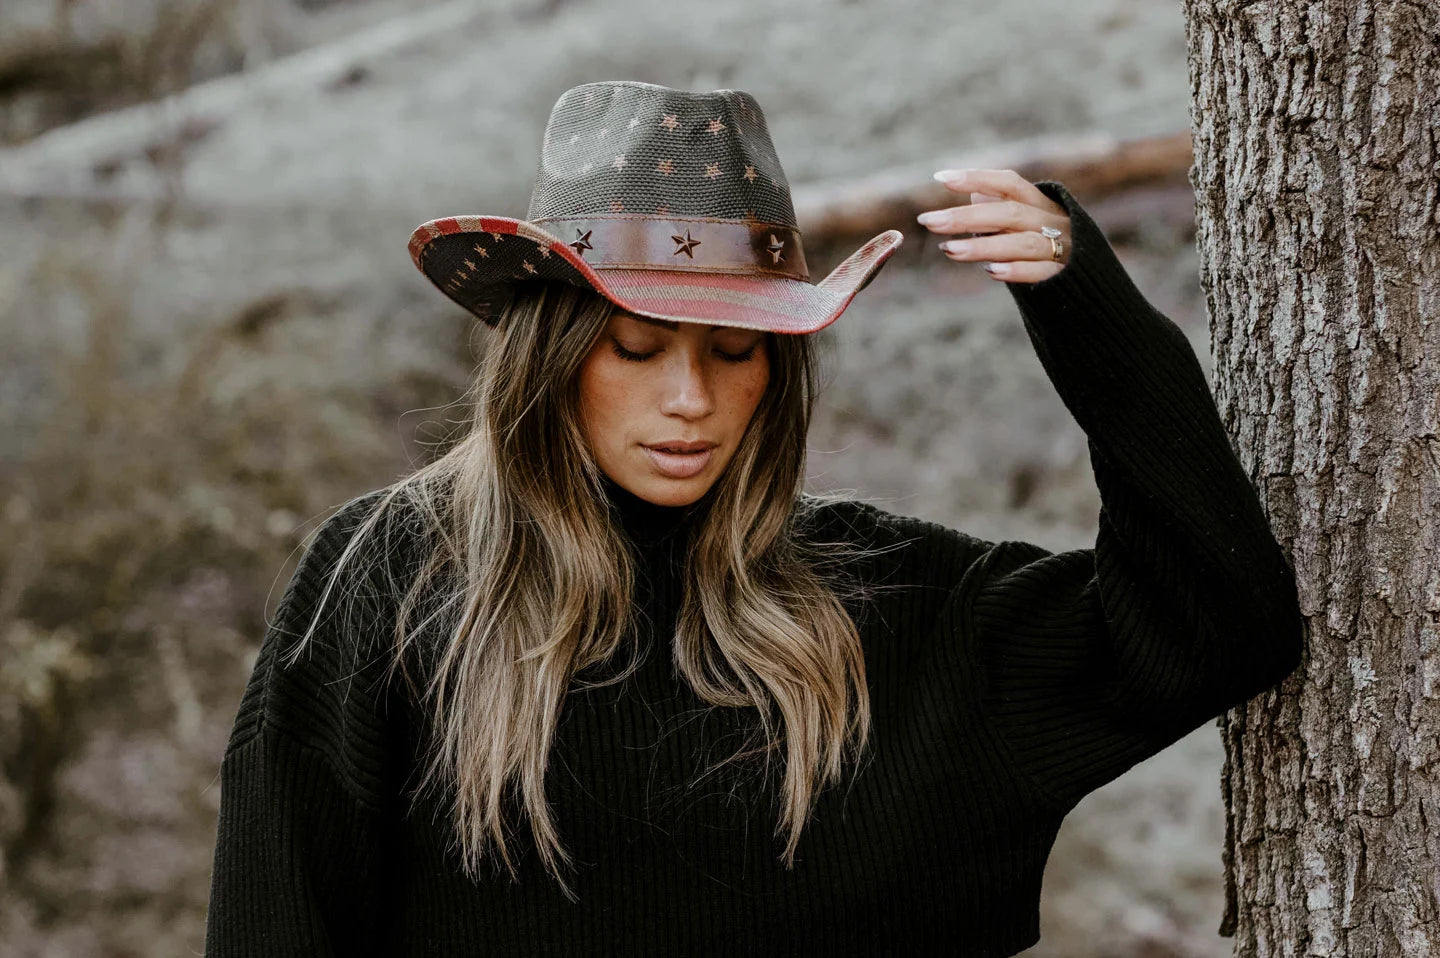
top-left (958, 180), bottom-right (1306, 815)
top-left (205, 491), bottom-right (398, 957)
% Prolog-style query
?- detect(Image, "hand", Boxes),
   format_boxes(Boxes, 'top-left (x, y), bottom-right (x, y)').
top-left (916, 168), bottom-right (1071, 284)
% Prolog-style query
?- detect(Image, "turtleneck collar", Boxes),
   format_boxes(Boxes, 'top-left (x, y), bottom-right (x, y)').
top-left (599, 473), bottom-right (706, 547)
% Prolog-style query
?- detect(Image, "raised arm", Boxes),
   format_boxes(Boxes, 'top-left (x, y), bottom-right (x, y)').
top-left (921, 173), bottom-right (1305, 813)
top-left (205, 492), bottom-right (397, 956)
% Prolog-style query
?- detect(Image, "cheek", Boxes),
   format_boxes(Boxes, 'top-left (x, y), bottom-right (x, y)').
top-left (730, 356), bottom-right (770, 422)
top-left (578, 349), bottom-right (638, 445)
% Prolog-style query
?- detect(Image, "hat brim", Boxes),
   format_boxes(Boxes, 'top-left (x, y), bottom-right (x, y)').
top-left (407, 215), bottom-right (903, 335)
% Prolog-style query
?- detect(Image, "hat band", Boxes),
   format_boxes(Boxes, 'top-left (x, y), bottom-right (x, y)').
top-left (533, 216), bottom-right (810, 281)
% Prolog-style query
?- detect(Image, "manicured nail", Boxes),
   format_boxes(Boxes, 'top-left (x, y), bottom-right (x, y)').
top-left (916, 211), bottom-right (943, 226)
top-left (941, 240), bottom-right (971, 255)
top-left (934, 169), bottom-right (968, 183)
top-left (983, 262), bottom-right (1009, 276)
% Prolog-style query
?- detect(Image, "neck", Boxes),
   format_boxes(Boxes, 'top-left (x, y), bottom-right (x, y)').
top-left (599, 474), bottom-right (704, 546)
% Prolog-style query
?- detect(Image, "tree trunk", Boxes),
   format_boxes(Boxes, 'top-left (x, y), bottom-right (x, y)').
top-left (1181, 1), bottom-right (1440, 954)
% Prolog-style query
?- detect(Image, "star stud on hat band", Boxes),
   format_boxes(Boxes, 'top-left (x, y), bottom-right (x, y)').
top-left (672, 229), bottom-right (701, 258)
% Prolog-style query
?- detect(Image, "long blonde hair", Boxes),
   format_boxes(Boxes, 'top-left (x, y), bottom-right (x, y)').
top-left (287, 280), bottom-right (899, 900)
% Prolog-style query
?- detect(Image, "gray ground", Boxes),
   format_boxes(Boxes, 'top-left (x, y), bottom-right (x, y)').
top-left (0, 1), bottom-right (1240, 955)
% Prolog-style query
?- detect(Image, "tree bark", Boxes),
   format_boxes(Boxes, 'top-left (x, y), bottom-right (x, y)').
top-left (1182, 1), bottom-right (1439, 954)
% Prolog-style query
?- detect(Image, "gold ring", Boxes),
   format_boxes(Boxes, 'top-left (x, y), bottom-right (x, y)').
top-left (1040, 226), bottom-right (1063, 262)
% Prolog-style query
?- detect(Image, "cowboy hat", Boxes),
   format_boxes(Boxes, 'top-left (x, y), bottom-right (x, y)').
top-left (407, 80), bottom-right (903, 335)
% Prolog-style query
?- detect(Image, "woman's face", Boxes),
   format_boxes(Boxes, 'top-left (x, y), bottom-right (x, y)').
top-left (578, 309), bottom-right (771, 507)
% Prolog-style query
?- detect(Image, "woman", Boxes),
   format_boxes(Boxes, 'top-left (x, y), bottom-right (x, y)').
top-left (204, 81), bottom-right (1305, 957)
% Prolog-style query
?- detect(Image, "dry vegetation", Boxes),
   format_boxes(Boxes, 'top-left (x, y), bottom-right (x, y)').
top-left (0, 191), bottom-right (465, 950)
top-left (4, 0), bottom-right (251, 144)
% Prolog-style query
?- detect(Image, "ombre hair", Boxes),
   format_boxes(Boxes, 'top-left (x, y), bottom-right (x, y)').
top-left (285, 279), bottom-right (901, 901)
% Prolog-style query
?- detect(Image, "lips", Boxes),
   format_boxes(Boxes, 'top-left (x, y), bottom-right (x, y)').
top-left (642, 441), bottom-right (717, 479)
top-left (644, 440), bottom-right (718, 453)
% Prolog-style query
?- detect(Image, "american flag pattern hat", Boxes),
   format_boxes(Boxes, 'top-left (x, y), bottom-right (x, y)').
top-left (407, 80), bottom-right (903, 335)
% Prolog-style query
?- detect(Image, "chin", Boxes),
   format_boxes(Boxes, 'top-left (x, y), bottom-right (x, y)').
top-left (637, 476), bottom-right (713, 507)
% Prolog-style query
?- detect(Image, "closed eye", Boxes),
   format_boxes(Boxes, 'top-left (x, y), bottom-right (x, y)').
top-left (610, 340), bottom-right (655, 362)
top-left (716, 344), bottom-right (758, 363)
top-left (609, 340), bottom-right (759, 364)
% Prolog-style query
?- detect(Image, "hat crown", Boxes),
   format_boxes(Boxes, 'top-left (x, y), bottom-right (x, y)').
top-left (527, 81), bottom-right (798, 227)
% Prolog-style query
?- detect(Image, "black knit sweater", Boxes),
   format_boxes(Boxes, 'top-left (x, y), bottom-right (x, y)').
top-left (203, 182), bottom-right (1306, 957)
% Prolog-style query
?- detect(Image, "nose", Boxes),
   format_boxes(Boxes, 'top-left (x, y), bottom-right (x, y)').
top-left (657, 344), bottom-right (715, 420)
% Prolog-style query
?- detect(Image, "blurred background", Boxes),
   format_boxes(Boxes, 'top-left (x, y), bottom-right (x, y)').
top-left (0, 0), bottom-right (1227, 954)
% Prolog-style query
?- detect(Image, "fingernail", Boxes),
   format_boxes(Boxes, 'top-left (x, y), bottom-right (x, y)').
top-left (934, 169), bottom-right (968, 183)
top-left (941, 240), bottom-right (971, 254)
top-left (983, 262), bottom-right (1009, 276)
top-left (916, 211), bottom-right (943, 226)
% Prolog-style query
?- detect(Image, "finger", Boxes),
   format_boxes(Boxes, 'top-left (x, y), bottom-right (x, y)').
top-left (938, 229), bottom-right (1062, 264)
top-left (916, 198), bottom-right (1066, 237)
top-left (967, 191), bottom-right (1005, 229)
top-left (933, 168), bottom-right (1057, 212)
top-left (981, 259), bottom-right (1066, 284)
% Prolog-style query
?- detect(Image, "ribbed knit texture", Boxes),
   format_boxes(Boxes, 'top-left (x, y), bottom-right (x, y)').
top-left (203, 181), bottom-right (1306, 957)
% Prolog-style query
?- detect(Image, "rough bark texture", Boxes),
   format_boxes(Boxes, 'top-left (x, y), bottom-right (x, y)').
top-left (1182, 1), bottom-right (1439, 955)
